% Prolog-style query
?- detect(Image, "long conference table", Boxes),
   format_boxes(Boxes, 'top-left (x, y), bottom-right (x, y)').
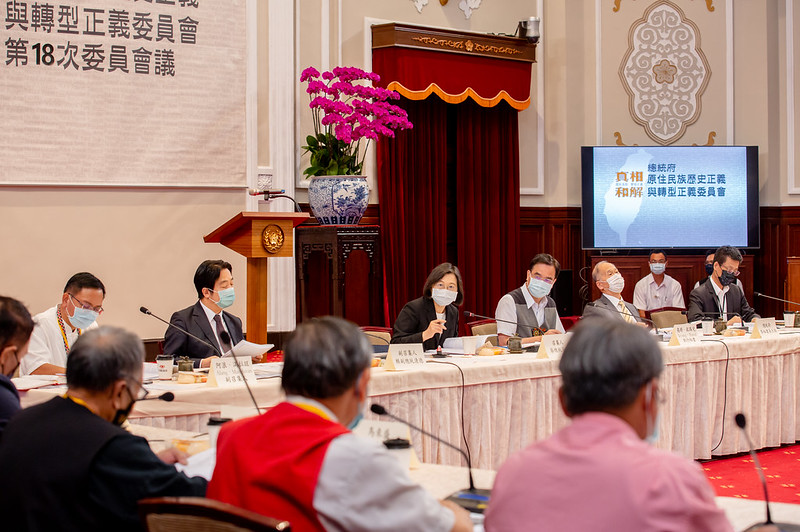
top-left (19, 331), bottom-right (800, 470)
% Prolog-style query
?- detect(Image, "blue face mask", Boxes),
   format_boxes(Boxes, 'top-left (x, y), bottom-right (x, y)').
top-left (649, 263), bottom-right (666, 275)
top-left (210, 287), bottom-right (235, 309)
top-left (347, 402), bottom-right (365, 430)
top-left (527, 278), bottom-right (552, 299)
top-left (70, 306), bottom-right (99, 330)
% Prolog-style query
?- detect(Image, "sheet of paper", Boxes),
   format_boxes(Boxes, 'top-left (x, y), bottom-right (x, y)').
top-left (142, 362), bottom-right (160, 381)
top-left (222, 340), bottom-right (274, 358)
top-left (175, 448), bottom-right (216, 480)
top-left (441, 335), bottom-right (492, 354)
top-left (11, 375), bottom-right (65, 391)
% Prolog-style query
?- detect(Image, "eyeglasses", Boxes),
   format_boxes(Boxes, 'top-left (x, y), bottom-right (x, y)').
top-left (69, 293), bottom-right (104, 314)
top-left (721, 267), bottom-right (740, 277)
top-left (531, 274), bottom-right (555, 285)
top-left (126, 379), bottom-right (150, 401)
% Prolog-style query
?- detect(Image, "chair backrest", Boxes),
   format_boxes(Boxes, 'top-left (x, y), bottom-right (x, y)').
top-left (139, 497), bottom-right (291, 532)
top-left (650, 310), bottom-right (688, 329)
top-left (466, 319), bottom-right (497, 336)
top-left (361, 326), bottom-right (392, 346)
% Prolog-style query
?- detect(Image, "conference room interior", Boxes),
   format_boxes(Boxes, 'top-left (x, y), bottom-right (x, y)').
top-left (4, 0), bottom-right (800, 529)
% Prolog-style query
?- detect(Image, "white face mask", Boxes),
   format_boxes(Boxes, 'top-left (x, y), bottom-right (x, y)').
top-left (431, 288), bottom-right (457, 307)
top-left (604, 273), bottom-right (625, 294)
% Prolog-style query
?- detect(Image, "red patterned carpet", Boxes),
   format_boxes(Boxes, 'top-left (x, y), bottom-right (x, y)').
top-left (703, 445), bottom-right (800, 503)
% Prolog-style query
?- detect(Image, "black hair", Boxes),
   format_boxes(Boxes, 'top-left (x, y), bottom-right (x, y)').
top-left (529, 253), bottom-right (561, 279)
top-left (193, 260), bottom-right (233, 299)
top-left (714, 246), bottom-right (742, 267)
top-left (648, 250), bottom-right (666, 261)
top-left (64, 272), bottom-right (106, 296)
top-left (281, 316), bottom-right (372, 399)
top-left (66, 326), bottom-right (144, 392)
top-left (0, 296), bottom-right (34, 350)
top-left (421, 262), bottom-right (465, 306)
top-left (559, 318), bottom-right (663, 416)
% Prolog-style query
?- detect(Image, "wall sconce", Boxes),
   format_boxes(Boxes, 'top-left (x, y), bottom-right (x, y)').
top-left (516, 17), bottom-right (540, 44)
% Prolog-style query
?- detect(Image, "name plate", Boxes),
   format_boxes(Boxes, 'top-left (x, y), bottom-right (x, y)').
top-left (751, 317), bottom-right (779, 339)
top-left (384, 344), bottom-right (426, 371)
top-left (353, 419), bottom-right (420, 469)
top-left (537, 334), bottom-right (568, 360)
top-left (207, 357), bottom-right (257, 387)
top-left (668, 323), bottom-right (702, 346)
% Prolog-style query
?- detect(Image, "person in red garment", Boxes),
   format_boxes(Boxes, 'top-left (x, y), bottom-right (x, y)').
top-left (207, 316), bottom-right (472, 532)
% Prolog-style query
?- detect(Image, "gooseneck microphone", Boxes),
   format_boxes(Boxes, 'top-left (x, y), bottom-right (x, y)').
top-left (736, 413), bottom-right (800, 531)
top-left (247, 189), bottom-right (303, 213)
top-left (463, 311), bottom-right (545, 336)
top-left (139, 306), bottom-right (223, 358)
top-left (219, 331), bottom-right (261, 415)
top-left (753, 292), bottom-right (800, 308)
top-left (141, 391), bottom-right (175, 402)
top-left (370, 403), bottom-right (491, 513)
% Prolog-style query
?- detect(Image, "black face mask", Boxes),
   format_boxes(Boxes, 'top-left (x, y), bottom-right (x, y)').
top-left (719, 270), bottom-right (737, 287)
top-left (705, 263), bottom-right (714, 276)
top-left (111, 386), bottom-right (136, 426)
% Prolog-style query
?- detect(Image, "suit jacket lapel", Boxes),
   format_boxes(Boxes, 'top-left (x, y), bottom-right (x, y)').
top-left (192, 301), bottom-right (220, 350)
top-left (221, 312), bottom-right (239, 345)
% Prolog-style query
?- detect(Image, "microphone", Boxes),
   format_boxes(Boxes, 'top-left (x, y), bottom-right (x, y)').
top-left (584, 302), bottom-right (660, 336)
top-left (754, 292), bottom-right (800, 308)
top-left (219, 331), bottom-right (261, 416)
top-left (370, 403), bottom-right (491, 513)
top-left (141, 391), bottom-right (175, 402)
top-left (139, 307), bottom-right (223, 361)
top-left (463, 311), bottom-right (545, 336)
top-left (247, 189), bottom-right (303, 212)
top-left (736, 413), bottom-right (800, 532)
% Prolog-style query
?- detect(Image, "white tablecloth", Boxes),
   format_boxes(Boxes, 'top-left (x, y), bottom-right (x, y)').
top-left (19, 332), bottom-right (800, 469)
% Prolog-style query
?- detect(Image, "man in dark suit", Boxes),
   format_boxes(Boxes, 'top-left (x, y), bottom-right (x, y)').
top-left (163, 259), bottom-right (256, 368)
top-left (582, 261), bottom-right (643, 324)
top-left (687, 246), bottom-right (758, 325)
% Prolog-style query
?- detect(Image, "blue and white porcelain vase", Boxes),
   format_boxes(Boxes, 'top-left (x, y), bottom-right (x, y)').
top-left (308, 175), bottom-right (369, 225)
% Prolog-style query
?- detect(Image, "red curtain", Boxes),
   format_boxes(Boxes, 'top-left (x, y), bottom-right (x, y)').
top-left (377, 98), bottom-right (450, 326)
top-left (455, 100), bottom-right (521, 322)
top-left (377, 97), bottom-right (521, 330)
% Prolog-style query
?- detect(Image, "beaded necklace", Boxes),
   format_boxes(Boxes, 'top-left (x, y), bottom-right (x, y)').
top-left (56, 305), bottom-right (81, 353)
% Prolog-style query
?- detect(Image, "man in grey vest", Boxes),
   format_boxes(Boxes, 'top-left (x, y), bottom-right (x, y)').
top-left (495, 253), bottom-right (565, 347)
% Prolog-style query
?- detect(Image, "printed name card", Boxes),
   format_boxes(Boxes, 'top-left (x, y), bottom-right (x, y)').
top-left (751, 317), bottom-right (779, 339)
top-left (353, 419), bottom-right (420, 470)
top-left (384, 344), bottom-right (426, 371)
top-left (537, 334), bottom-right (568, 360)
top-left (668, 323), bottom-right (702, 346)
top-left (207, 357), bottom-right (257, 387)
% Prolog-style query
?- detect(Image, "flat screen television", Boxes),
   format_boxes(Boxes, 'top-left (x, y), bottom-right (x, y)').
top-left (581, 145), bottom-right (760, 251)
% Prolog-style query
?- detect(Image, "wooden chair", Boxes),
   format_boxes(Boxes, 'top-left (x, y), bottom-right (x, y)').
top-left (650, 310), bottom-right (688, 329)
top-left (361, 326), bottom-right (392, 346)
top-left (466, 319), bottom-right (497, 336)
top-left (139, 497), bottom-right (290, 532)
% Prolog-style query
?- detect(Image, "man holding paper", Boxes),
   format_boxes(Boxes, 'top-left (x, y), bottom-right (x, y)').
top-left (208, 316), bottom-right (472, 532)
top-left (163, 260), bottom-right (261, 368)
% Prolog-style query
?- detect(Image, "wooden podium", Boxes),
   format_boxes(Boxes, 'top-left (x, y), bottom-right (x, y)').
top-left (204, 212), bottom-right (309, 343)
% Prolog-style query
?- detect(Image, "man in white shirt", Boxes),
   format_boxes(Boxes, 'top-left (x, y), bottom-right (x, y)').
top-left (494, 253), bottom-right (565, 347)
top-left (582, 261), bottom-right (643, 324)
top-left (633, 250), bottom-right (685, 319)
top-left (20, 272), bottom-right (105, 376)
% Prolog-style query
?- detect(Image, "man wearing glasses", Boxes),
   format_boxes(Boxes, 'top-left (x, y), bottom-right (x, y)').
top-left (0, 326), bottom-right (207, 531)
top-left (20, 272), bottom-right (106, 375)
top-left (633, 250), bottom-right (685, 319)
top-left (687, 245), bottom-right (759, 325)
top-left (495, 253), bottom-right (565, 347)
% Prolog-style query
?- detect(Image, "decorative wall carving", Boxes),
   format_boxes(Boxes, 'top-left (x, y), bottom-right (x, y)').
top-left (459, 0), bottom-right (482, 19)
top-left (619, 1), bottom-right (710, 145)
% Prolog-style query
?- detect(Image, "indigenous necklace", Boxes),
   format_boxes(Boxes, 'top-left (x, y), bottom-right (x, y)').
top-left (56, 305), bottom-right (81, 353)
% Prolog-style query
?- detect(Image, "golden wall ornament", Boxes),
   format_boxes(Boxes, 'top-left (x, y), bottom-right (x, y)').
top-left (613, 132), bottom-right (638, 146)
top-left (692, 131), bottom-right (717, 146)
top-left (262, 224), bottom-right (285, 254)
top-left (613, 0), bottom-right (715, 13)
top-left (619, 1), bottom-right (710, 145)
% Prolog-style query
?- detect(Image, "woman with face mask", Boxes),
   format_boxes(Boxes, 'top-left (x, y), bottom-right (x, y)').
top-left (391, 263), bottom-right (465, 351)
top-left (0, 296), bottom-right (34, 435)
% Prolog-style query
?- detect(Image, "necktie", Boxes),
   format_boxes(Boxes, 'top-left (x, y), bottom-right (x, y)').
top-left (213, 314), bottom-right (232, 352)
top-left (618, 301), bottom-right (636, 324)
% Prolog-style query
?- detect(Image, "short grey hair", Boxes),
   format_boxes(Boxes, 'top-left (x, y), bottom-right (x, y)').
top-left (559, 318), bottom-right (663, 415)
top-left (592, 261), bottom-right (610, 283)
top-left (282, 316), bottom-right (372, 399)
top-left (66, 326), bottom-right (144, 392)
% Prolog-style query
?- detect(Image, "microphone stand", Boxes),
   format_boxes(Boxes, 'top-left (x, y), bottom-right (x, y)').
top-left (463, 311), bottom-right (545, 353)
top-left (584, 301), bottom-right (663, 339)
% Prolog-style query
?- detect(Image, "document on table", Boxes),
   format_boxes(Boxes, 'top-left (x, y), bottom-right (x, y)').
top-left (221, 340), bottom-right (274, 358)
top-left (175, 448), bottom-right (216, 480)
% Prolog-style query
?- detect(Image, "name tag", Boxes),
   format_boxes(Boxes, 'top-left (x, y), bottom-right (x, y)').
top-left (537, 334), bottom-right (568, 360)
top-left (384, 344), bottom-right (426, 371)
top-left (207, 357), bottom-right (257, 387)
top-left (668, 322), bottom-right (702, 346)
top-left (751, 317), bottom-right (779, 339)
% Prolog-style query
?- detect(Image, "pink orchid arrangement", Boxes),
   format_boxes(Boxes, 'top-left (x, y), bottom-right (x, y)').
top-left (300, 66), bottom-right (413, 177)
